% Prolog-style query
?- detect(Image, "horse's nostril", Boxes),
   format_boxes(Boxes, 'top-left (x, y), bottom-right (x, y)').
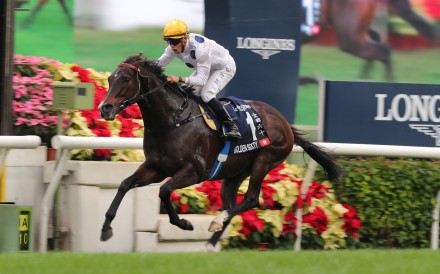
top-left (101, 104), bottom-right (113, 112)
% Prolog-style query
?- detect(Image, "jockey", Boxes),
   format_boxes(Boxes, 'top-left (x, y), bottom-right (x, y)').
top-left (157, 19), bottom-right (241, 139)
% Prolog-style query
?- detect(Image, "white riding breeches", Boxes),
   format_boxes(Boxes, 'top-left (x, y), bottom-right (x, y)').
top-left (191, 56), bottom-right (236, 103)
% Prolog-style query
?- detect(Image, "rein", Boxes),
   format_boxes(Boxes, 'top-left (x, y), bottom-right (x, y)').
top-left (118, 62), bottom-right (168, 110)
top-left (118, 61), bottom-right (205, 132)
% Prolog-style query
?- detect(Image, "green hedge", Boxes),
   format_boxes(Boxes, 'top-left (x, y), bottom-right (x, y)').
top-left (316, 157), bottom-right (440, 248)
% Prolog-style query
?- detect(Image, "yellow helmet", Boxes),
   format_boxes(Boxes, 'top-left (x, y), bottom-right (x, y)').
top-left (163, 19), bottom-right (189, 39)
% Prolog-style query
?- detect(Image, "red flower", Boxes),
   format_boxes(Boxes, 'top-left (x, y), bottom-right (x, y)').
top-left (121, 105), bottom-right (142, 119)
top-left (95, 149), bottom-right (111, 159)
top-left (266, 163), bottom-right (296, 182)
top-left (117, 116), bottom-right (141, 137)
top-left (342, 203), bottom-right (362, 238)
top-left (309, 181), bottom-right (329, 199)
top-left (260, 181), bottom-right (276, 209)
top-left (424, 0), bottom-right (440, 20)
top-left (195, 180), bottom-right (222, 211)
top-left (171, 191), bottom-right (181, 204)
top-left (180, 204), bottom-right (189, 214)
top-left (303, 207), bottom-right (328, 234)
top-left (282, 211), bottom-right (297, 236)
top-left (236, 194), bottom-right (244, 205)
top-left (294, 181), bottom-right (328, 208)
top-left (239, 210), bottom-right (264, 236)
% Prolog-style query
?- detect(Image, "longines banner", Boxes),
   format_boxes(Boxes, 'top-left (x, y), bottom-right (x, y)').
top-left (321, 81), bottom-right (440, 147)
top-left (204, 0), bottom-right (302, 124)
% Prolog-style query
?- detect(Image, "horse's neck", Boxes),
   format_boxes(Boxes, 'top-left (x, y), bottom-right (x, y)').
top-left (137, 87), bottom-right (188, 130)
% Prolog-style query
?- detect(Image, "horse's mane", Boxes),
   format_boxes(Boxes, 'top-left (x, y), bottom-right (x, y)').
top-left (124, 53), bottom-right (195, 94)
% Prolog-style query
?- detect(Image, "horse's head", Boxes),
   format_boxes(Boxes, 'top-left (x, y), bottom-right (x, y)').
top-left (99, 53), bottom-right (165, 121)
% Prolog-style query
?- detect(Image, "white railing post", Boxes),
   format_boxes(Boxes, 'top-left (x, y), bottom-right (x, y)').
top-left (294, 159), bottom-right (318, 252)
top-left (431, 190), bottom-right (440, 250)
top-left (39, 148), bottom-right (70, 253)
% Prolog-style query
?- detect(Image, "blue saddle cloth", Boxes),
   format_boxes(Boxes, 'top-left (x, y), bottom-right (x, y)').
top-left (195, 96), bottom-right (271, 155)
top-left (193, 96), bottom-right (272, 180)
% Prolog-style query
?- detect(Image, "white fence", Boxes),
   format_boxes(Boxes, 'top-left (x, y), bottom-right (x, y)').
top-left (39, 135), bottom-right (440, 252)
top-left (0, 135), bottom-right (42, 179)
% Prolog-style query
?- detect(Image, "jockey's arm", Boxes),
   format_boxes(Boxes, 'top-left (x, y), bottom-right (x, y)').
top-left (157, 46), bottom-right (175, 68)
top-left (186, 45), bottom-right (211, 86)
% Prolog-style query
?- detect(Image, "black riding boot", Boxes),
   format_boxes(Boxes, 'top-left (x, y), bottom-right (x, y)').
top-left (207, 98), bottom-right (241, 139)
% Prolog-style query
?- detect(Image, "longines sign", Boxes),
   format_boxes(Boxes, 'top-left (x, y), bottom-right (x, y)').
top-left (321, 81), bottom-right (440, 147)
top-left (236, 37), bottom-right (296, 59)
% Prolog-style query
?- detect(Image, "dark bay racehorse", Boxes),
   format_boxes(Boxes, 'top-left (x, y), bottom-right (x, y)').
top-left (303, 0), bottom-right (437, 81)
top-left (98, 53), bottom-right (341, 249)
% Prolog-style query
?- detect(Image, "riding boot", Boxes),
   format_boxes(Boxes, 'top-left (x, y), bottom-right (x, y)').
top-left (207, 98), bottom-right (241, 139)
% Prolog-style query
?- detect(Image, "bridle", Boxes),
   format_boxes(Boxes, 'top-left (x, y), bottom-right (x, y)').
top-left (117, 62), bottom-right (168, 110)
top-left (116, 61), bottom-right (203, 132)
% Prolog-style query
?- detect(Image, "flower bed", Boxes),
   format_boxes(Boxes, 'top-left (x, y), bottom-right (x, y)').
top-left (165, 163), bottom-right (361, 250)
top-left (12, 55), bottom-right (144, 161)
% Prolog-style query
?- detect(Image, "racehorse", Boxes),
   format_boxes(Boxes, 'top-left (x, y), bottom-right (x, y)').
top-left (303, 0), bottom-right (437, 81)
top-left (98, 53), bottom-right (342, 249)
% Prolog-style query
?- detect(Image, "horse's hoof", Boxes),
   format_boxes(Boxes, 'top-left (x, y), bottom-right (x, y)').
top-left (208, 221), bottom-right (223, 232)
top-left (100, 228), bottom-right (113, 242)
top-left (180, 218), bottom-right (194, 231)
top-left (204, 243), bottom-right (218, 253)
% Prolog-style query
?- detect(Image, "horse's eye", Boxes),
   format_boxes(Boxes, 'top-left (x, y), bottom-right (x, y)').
top-left (123, 77), bottom-right (130, 82)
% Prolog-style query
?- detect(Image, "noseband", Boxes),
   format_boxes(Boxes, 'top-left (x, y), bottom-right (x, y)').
top-left (117, 62), bottom-right (167, 110)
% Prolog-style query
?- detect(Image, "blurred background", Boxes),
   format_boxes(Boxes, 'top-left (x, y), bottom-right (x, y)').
top-left (14, 0), bottom-right (440, 125)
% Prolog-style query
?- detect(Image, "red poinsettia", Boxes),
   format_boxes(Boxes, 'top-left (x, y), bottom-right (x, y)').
top-left (303, 207), bottom-right (328, 235)
top-left (282, 211), bottom-right (298, 236)
top-left (309, 181), bottom-right (329, 199)
top-left (117, 116), bottom-right (141, 137)
top-left (170, 192), bottom-right (189, 213)
top-left (195, 180), bottom-right (222, 211)
top-left (239, 210), bottom-right (265, 236)
top-left (342, 203), bottom-right (362, 238)
top-left (260, 180), bottom-right (276, 209)
top-left (424, 0), bottom-right (440, 20)
top-left (265, 163), bottom-right (296, 183)
top-left (294, 180), bottom-right (327, 208)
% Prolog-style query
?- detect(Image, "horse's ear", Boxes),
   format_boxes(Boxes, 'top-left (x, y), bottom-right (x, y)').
top-left (138, 52), bottom-right (144, 58)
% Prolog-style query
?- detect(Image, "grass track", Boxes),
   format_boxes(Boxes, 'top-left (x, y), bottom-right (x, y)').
top-left (1, 249), bottom-right (440, 274)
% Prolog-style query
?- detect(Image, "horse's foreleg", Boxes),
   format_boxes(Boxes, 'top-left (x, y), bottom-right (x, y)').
top-left (100, 163), bottom-right (164, 241)
top-left (159, 167), bottom-right (199, 231)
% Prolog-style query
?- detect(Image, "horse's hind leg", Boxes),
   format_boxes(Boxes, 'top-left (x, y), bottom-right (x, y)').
top-left (100, 163), bottom-right (164, 241)
top-left (209, 158), bottom-right (280, 232)
top-left (206, 172), bottom-right (249, 250)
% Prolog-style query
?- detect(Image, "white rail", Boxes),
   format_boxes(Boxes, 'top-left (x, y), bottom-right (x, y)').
top-left (40, 135), bottom-right (440, 252)
top-left (292, 142), bottom-right (440, 251)
top-left (0, 135), bottom-right (42, 180)
top-left (40, 136), bottom-right (144, 252)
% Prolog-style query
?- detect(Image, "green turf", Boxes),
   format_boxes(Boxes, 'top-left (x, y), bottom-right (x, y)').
top-left (14, 0), bottom-right (74, 62)
top-left (1, 249), bottom-right (440, 274)
top-left (13, 3), bottom-right (440, 125)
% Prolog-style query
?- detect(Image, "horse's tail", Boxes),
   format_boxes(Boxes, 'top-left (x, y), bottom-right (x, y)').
top-left (291, 126), bottom-right (342, 183)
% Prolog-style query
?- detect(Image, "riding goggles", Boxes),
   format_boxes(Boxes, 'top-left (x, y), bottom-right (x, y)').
top-left (165, 38), bottom-right (183, 46)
